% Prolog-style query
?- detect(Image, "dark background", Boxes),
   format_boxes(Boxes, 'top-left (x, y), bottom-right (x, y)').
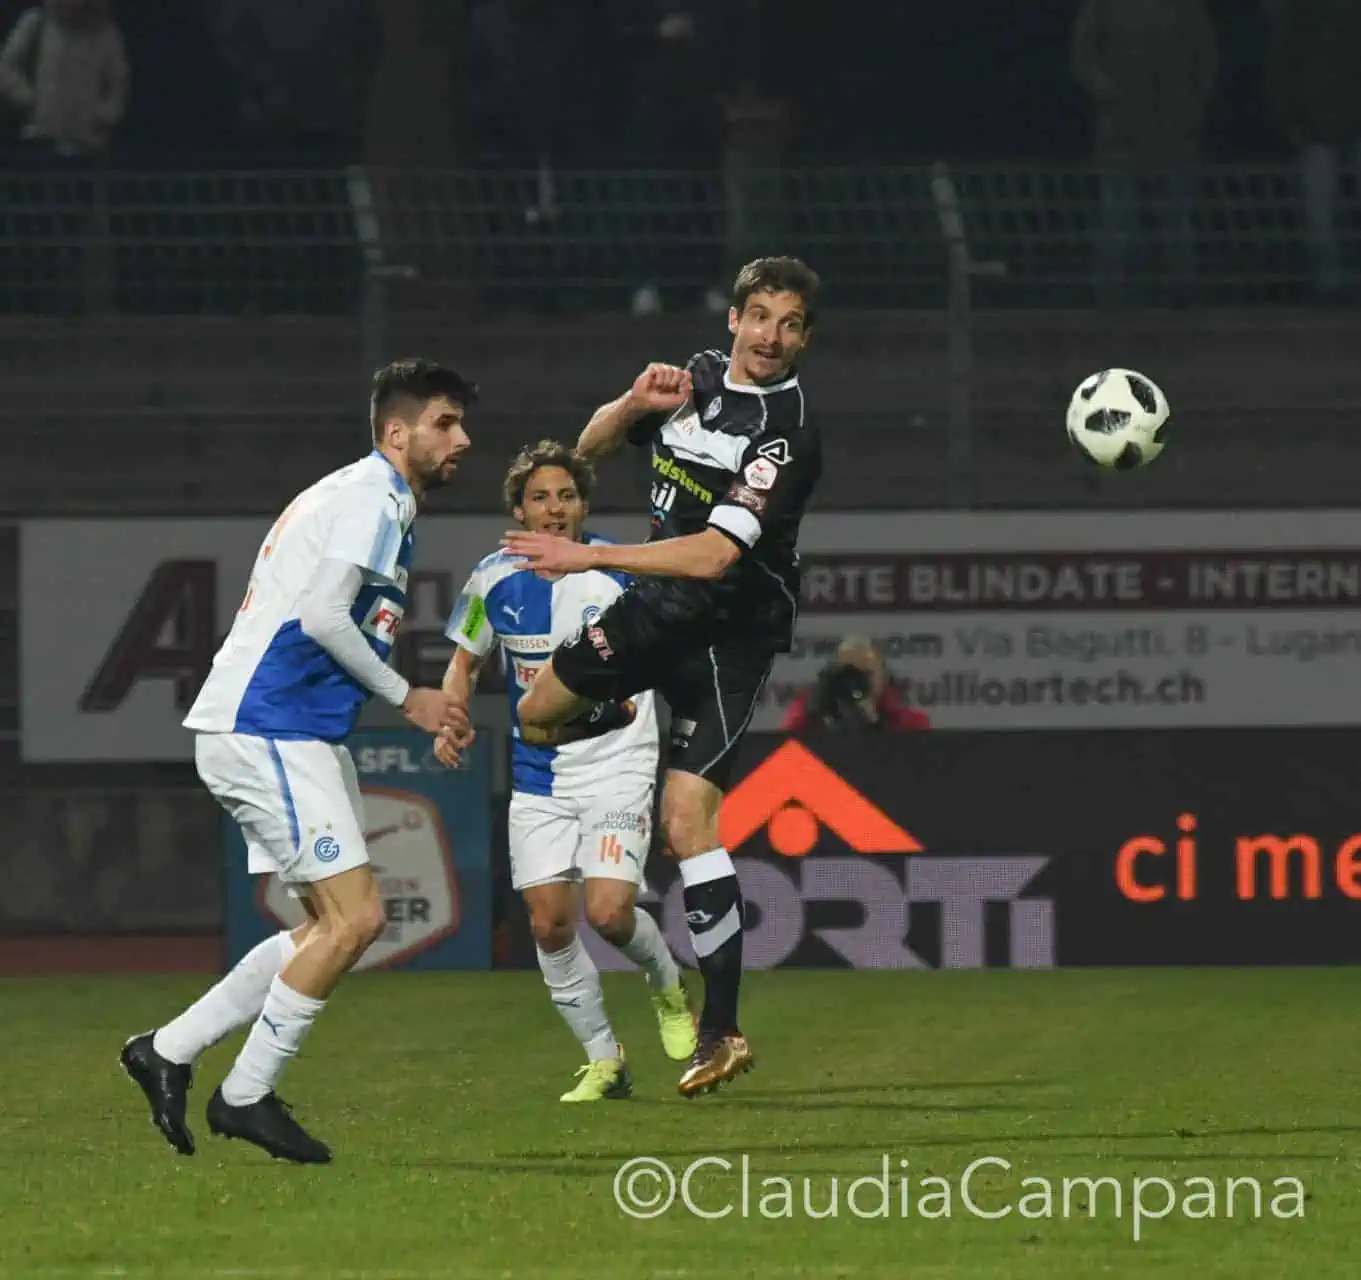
top-left (0, 0), bottom-right (1283, 165)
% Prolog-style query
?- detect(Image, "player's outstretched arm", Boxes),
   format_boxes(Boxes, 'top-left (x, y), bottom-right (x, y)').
top-left (575, 363), bottom-right (692, 460)
top-left (505, 526), bottom-right (741, 580)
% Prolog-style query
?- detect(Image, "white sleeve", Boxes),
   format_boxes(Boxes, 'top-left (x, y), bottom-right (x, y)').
top-left (325, 493), bottom-right (406, 582)
top-left (444, 570), bottom-right (498, 659)
top-left (298, 558), bottom-right (411, 708)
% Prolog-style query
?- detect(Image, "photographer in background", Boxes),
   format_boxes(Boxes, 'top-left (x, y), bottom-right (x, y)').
top-left (779, 636), bottom-right (931, 733)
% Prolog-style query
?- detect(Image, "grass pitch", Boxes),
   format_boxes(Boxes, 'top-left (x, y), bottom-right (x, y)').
top-left (0, 968), bottom-right (1356, 1278)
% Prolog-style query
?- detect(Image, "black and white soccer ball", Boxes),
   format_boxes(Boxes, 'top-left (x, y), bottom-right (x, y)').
top-left (1066, 369), bottom-right (1170, 470)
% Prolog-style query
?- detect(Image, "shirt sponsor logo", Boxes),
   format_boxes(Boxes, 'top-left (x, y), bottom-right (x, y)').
top-left (652, 454), bottom-right (714, 504)
top-left (501, 634), bottom-right (553, 654)
top-left (360, 596), bottom-right (405, 644)
top-left (599, 808), bottom-right (650, 836)
top-left (745, 457), bottom-right (778, 491)
top-left (512, 657), bottom-right (543, 689)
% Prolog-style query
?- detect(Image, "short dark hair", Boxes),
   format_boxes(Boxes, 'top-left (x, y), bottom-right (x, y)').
top-left (503, 439), bottom-right (595, 513)
top-left (370, 358), bottom-right (478, 444)
top-left (731, 256), bottom-right (821, 326)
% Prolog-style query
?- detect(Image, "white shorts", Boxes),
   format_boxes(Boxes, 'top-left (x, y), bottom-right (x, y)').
top-left (195, 732), bottom-right (369, 884)
top-left (507, 774), bottom-right (655, 892)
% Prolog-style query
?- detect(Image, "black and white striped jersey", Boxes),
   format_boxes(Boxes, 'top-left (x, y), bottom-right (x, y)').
top-left (626, 348), bottom-right (821, 651)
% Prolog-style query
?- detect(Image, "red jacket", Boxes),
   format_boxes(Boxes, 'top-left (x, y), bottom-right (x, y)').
top-left (779, 683), bottom-right (931, 732)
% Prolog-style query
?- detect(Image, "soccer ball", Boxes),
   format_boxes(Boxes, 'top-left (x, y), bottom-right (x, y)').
top-left (1066, 369), bottom-right (1170, 470)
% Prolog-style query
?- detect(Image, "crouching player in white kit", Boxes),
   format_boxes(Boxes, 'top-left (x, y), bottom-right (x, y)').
top-left (437, 440), bottom-right (697, 1100)
top-left (120, 359), bottom-right (476, 1163)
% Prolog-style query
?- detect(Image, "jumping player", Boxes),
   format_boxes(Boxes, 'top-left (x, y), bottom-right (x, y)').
top-left (437, 440), bottom-right (697, 1100)
top-left (120, 359), bottom-right (476, 1162)
top-left (503, 257), bottom-right (822, 1096)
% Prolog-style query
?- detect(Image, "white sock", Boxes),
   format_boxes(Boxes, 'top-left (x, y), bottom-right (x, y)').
top-left (153, 931), bottom-right (297, 1065)
top-left (536, 935), bottom-right (617, 1062)
top-left (618, 906), bottom-right (680, 990)
top-left (680, 846), bottom-right (737, 888)
top-left (219, 975), bottom-right (325, 1106)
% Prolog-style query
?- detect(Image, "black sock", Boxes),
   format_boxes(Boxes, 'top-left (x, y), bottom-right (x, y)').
top-left (680, 848), bottom-right (744, 1037)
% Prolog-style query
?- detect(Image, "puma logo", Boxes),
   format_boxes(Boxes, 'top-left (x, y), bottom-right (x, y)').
top-left (503, 604), bottom-right (524, 623)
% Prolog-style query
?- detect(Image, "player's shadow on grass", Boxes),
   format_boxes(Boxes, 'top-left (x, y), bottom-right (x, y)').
top-left (402, 1121), bottom-right (1361, 1178)
top-left (728, 1080), bottom-right (1063, 1099)
top-left (630, 1097), bottom-right (1052, 1115)
top-left (393, 1141), bottom-right (1346, 1180)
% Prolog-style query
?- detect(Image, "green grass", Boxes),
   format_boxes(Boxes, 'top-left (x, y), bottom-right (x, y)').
top-left (1, 968), bottom-right (1357, 1278)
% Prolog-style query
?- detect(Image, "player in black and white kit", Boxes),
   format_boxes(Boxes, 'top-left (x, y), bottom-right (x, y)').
top-left (497, 257), bottom-right (821, 1096)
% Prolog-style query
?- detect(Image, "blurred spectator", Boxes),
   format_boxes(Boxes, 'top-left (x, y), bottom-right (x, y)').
top-left (460, 0), bottom-right (594, 310)
top-left (0, 0), bottom-right (127, 158)
top-left (1071, 0), bottom-right (1217, 306)
top-left (464, 0), bottom-right (588, 173)
top-left (780, 638), bottom-right (931, 734)
top-left (1263, 0), bottom-right (1361, 299)
top-left (607, 2), bottom-right (730, 315)
top-left (209, 0), bottom-right (378, 163)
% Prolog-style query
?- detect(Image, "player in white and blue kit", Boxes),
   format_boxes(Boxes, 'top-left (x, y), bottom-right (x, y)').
top-left (439, 440), bottom-right (697, 1101)
top-left (120, 359), bottom-right (477, 1163)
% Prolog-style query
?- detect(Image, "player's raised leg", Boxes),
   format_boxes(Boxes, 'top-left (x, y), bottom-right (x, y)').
top-left (580, 780), bottom-right (696, 1062)
top-left (515, 658), bottom-right (637, 748)
top-left (120, 897), bottom-right (317, 1156)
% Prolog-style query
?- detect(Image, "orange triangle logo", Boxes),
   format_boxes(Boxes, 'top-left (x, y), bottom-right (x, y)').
top-left (718, 740), bottom-right (923, 857)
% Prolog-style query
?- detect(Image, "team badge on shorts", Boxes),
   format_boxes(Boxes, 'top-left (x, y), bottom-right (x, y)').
top-left (265, 793), bottom-right (460, 971)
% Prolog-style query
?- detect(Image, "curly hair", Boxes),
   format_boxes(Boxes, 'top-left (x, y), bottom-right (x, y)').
top-left (502, 439), bottom-right (596, 514)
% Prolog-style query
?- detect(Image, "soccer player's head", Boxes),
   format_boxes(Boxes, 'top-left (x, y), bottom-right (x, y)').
top-left (370, 358), bottom-right (478, 490)
top-left (503, 439), bottom-right (595, 542)
top-left (727, 256), bottom-right (820, 386)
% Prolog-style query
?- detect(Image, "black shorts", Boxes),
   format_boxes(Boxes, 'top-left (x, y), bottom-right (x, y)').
top-left (553, 584), bottom-right (774, 790)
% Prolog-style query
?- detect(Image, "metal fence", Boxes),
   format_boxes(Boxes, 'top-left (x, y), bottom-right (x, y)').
top-left (0, 163), bottom-right (1353, 318)
top-left (4, 160), bottom-right (1356, 512)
